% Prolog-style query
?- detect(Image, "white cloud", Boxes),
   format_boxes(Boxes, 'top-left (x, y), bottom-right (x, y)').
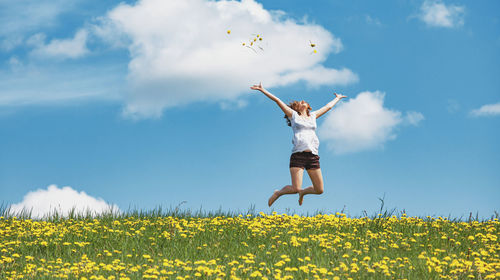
top-left (0, 2), bottom-right (117, 109)
top-left (418, 0), bottom-right (465, 28)
top-left (318, 91), bottom-right (423, 154)
top-left (470, 102), bottom-right (500, 117)
top-left (0, 0), bottom-right (78, 51)
top-left (273, 66), bottom-right (358, 88)
top-left (26, 33), bottom-right (47, 47)
top-left (220, 99), bottom-right (248, 110)
top-left (8, 185), bottom-right (121, 219)
top-left (403, 111), bottom-right (425, 126)
top-left (95, 0), bottom-right (358, 120)
top-left (0, 36), bottom-right (23, 51)
top-left (30, 29), bottom-right (89, 59)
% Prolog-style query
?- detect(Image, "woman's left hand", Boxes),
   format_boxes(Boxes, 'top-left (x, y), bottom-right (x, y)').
top-left (334, 92), bottom-right (347, 99)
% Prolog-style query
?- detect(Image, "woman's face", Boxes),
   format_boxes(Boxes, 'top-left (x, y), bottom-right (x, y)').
top-left (299, 100), bottom-right (309, 111)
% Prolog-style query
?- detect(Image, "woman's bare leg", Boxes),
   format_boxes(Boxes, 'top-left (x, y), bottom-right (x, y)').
top-left (268, 167), bottom-right (304, 206)
top-left (298, 168), bottom-right (324, 206)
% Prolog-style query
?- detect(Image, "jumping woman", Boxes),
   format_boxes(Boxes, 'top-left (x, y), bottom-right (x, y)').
top-left (250, 82), bottom-right (347, 206)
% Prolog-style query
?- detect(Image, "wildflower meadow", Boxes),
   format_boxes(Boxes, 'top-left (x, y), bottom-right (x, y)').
top-left (1, 206), bottom-right (499, 280)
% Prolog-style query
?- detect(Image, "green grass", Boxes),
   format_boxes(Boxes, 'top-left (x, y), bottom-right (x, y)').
top-left (1, 202), bottom-right (499, 280)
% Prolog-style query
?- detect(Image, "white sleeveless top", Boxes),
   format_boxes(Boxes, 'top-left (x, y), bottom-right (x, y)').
top-left (290, 110), bottom-right (320, 155)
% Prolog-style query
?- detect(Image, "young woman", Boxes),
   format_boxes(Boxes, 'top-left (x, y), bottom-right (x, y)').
top-left (250, 82), bottom-right (347, 206)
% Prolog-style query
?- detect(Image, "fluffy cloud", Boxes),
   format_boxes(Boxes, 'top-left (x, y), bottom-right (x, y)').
top-left (95, 0), bottom-right (358, 119)
top-left (0, 0), bottom-right (78, 51)
top-left (318, 91), bottom-right (423, 154)
top-left (418, 0), bottom-right (465, 28)
top-left (8, 185), bottom-right (121, 219)
top-left (29, 29), bottom-right (89, 59)
top-left (470, 102), bottom-right (500, 117)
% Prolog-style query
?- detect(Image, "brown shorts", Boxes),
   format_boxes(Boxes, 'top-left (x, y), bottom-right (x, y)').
top-left (290, 151), bottom-right (320, 170)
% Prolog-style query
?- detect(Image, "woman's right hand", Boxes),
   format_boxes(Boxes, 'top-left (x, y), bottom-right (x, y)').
top-left (250, 82), bottom-right (264, 92)
top-left (250, 83), bottom-right (290, 116)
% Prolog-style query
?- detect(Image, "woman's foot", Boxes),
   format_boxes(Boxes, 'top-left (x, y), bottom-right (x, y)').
top-left (268, 190), bottom-right (280, 207)
top-left (298, 190), bottom-right (304, 206)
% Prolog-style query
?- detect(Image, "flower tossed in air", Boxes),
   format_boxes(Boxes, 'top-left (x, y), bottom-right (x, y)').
top-left (309, 40), bottom-right (317, 54)
top-left (228, 29), bottom-right (265, 53)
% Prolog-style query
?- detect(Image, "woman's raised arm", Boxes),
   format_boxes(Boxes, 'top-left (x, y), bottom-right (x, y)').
top-left (250, 82), bottom-right (293, 118)
top-left (313, 92), bottom-right (347, 119)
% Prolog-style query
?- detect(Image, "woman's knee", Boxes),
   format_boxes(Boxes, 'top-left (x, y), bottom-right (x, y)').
top-left (291, 184), bottom-right (302, 192)
top-left (314, 184), bottom-right (324, 194)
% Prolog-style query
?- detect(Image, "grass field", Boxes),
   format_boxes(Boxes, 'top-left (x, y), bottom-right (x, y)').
top-left (0, 206), bottom-right (499, 280)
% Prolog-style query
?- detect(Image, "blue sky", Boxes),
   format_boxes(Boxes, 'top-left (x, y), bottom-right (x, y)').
top-left (1, 0), bottom-right (499, 219)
